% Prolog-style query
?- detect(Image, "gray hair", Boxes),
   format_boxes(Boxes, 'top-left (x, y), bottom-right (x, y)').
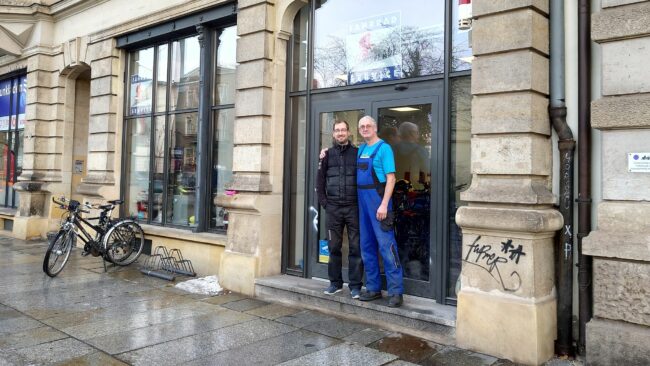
top-left (398, 121), bottom-right (418, 137)
top-left (359, 115), bottom-right (377, 126)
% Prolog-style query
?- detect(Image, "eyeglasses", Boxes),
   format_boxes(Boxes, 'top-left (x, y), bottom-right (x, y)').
top-left (334, 129), bottom-right (348, 133)
top-left (358, 125), bottom-right (373, 130)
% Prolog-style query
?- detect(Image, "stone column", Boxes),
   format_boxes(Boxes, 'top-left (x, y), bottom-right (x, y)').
top-left (455, 1), bottom-right (562, 364)
top-left (584, 2), bottom-right (650, 365)
top-left (217, 0), bottom-right (283, 295)
top-left (77, 38), bottom-right (121, 200)
top-left (14, 52), bottom-right (66, 239)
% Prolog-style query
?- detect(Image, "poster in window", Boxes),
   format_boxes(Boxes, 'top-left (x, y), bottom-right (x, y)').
top-left (130, 74), bottom-right (153, 115)
top-left (346, 12), bottom-right (402, 85)
top-left (0, 79), bottom-right (11, 131)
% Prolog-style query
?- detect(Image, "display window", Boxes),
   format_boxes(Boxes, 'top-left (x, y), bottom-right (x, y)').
top-left (0, 74), bottom-right (26, 209)
top-left (123, 24), bottom-right (236, 232)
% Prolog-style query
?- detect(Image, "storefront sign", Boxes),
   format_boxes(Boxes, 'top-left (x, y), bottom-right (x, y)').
top-left (628, 153), bottom-right (650, 173)
top-left (346, 12), bottom-right (402, 85)
top-left (0, 77), bottom-right (26, 131)
top-left (130, 74), bottom-right (152, 115)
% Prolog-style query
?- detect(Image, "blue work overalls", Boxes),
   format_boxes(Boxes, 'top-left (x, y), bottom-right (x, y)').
top-left (357, 141), bottom-right (404, 296)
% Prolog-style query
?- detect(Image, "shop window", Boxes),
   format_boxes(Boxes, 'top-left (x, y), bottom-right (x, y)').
top-left (313, 0), bottom-right (445, 89)
top-left (124, 25), bottom-right (236, 232)
top-left (0, 74), bottom-right (26, 209)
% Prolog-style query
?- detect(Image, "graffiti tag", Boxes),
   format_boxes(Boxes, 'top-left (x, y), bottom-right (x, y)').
top-left (463, 236), bottom-right (524, 292)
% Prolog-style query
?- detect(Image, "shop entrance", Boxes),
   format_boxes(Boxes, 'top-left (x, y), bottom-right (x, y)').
top-left (303, 80), bottom-right (444, 299)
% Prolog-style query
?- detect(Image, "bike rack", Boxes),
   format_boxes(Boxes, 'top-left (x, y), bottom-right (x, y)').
top-left (140, 245), bottom-right (196, 281)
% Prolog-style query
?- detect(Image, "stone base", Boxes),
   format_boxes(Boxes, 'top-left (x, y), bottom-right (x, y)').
top-left (456, 289), bottom-right (556, 365)
top-left (219, 250), bottom-right (258, 295)
top-left (587, 318), bottom-right (650, 366)
top-left (11, 216), bottom-right (49, 240)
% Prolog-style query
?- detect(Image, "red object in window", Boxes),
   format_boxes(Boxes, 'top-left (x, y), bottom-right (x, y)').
top-left (2, 144), bottom-right (15, 183)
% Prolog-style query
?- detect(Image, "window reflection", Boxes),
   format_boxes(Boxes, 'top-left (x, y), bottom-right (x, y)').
top-left (448, 76), bottom-right (472, 297)
top-left (210, 109), bottom-right (234, 230)
top-left (166, 112), bottom-right (198, 227)
top-left (170, 36), bottom-right (200, 111)
top-left (291, 5), bottom-right (309, 91)
top-left (288, 96), bottom-right (307, 270)
top-left (125, 117), bottom-right (151, 219)
top-left (156, 45), bottom-right (168, 112)
top-left (128, 47), bottom-right (154, 115)
top-left (314, 0), bottom-right (444, 88)
top-left (452, 1), bottom-right (473, 71)
top-left (215, 26), bottom-right (237, 105)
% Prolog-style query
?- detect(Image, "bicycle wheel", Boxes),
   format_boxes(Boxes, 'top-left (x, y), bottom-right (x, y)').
top-left (103, 220), bottom-right (144, 266)
top-left (43, 229), bottom-right (76, 277)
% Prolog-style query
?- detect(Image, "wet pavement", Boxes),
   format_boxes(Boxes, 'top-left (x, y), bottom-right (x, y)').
top-left (0, 236), bottom-right (585, 365)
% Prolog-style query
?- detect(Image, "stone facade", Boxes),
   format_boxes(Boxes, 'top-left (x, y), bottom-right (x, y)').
top-left (584, 1), bottom-right (650, 365)
top-left (455, 1), bottom-right (563, 365)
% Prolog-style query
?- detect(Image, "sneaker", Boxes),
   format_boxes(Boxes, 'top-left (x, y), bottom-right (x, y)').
top-left (359, 291), bottom-right (382, 301)
top-left (350, 288), bottom-right (361, 299)
top-left (324, 284), bottom-right (343, 295)
top-left (388, 294), bottom-right (403, 308)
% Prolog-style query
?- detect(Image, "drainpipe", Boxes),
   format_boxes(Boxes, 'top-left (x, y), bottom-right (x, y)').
top-left (550, 0), bottom-right (575, 357)
top-left (577, 0), bottom-right (592, 355)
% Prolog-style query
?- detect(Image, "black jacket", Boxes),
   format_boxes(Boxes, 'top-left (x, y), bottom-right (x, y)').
top-left (317, 142), bottom-right (358, 207)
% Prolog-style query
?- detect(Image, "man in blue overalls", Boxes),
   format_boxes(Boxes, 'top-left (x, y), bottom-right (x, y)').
top-left (356, 116), bottom-right (404, 307)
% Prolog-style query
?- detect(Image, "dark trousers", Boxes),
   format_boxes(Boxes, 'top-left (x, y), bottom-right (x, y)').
top-left (326, 203), bottom-right (363, 290)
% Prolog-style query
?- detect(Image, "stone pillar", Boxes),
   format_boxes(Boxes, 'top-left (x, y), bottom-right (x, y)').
top-left (455, 1), bottom-right (562, 364)
top-left (584, 2), bottom-right (650, 365)
top-left (77, 38), bottom-right (121, 200)
top-left (14, 52), bottom-right (66, 239)
top-left (218, 0), bottom-right (283, 295)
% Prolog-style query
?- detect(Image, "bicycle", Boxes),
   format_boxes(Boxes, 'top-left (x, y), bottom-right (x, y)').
top-left (43, 197), bottom-right (145, 277)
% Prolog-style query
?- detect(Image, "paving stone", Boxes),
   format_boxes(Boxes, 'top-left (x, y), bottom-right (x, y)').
top-left (0, 316), bottom-right (43, 333)
top-left (343, 327), bottom-right (393, 346)
top-left (245, 303), bottom-right (301, 320)
top-left (369, 332), bottom-right (443, 363)
top-left (0, 326), bottom-right (67, 350)
top-left (199, 292), bottom-right (247, 305)
top-left (117, 318), bottom-right (296, 365)
top-left (275, 310), bottom-right (336, 328)
top-left (87, 308), bottom-right (256, 354)
top-left (11, 337), bottom-right (95, 364)
top-left (421, 346), bottom-right (498, 366)
top-left (277, 342), bottom-right (399, 366)
top-left (187, 329), bottom-right (340, 366)
top-left (62, 301), bottom-right (222, 340)
top-left (221, 298), bottom-right (270, 312)
top-left (303, 316), bottom-right (369, 339)
top-left (384, 360), bottom-right (422, 366)
top-left (52, 351), bottom-right (129, 365)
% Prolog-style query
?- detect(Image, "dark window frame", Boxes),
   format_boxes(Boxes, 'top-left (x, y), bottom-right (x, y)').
top-left (120, 16), bottom-right (236, 234)
top-left (0, 70), bottom-right (27, 209)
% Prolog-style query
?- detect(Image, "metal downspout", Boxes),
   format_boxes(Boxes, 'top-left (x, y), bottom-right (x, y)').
top-left (577, 0), bottom-right (593, 356)
top-left (550, 0), bottom-right (576, 357)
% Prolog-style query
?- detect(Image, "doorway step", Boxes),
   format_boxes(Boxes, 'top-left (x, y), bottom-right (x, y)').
top-left (255, 275), bottom-right (456, 346)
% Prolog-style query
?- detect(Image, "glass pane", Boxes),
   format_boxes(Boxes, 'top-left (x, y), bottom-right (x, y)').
top-left (7, 131), bottom-right (17, 207)
top-left (152, 116), bottom-right (166, 224)
top-left (0, 132), bottom-right (8, 206)
top-left (448, 76), bottom-right (472, 298)
top-left (210, 108), bottom-right (234, 230)
top-left (0, 78), bottom-right (12, 132)
top-left (125, 117), bottom-right (151, 219)
top-left (128, 47), bottom-right (154, 115)
top-left (214, 26), bottom-right (238, 105)
top-left (313, 0), bottom-right (444, 89)
top-left (378, 103), bottom-right (432, 281)
top-left (291, 5), bottom-right (309, 91)
top-left (166, 112), bottom-right (198, 227)
top-left (288, 96), bottom-right (307, 270)
top-left (170, 36), bottom-right (201, 111)
top-left (155, 44), bottom-right (169, 113)
top-left (318, 109), bottom-right (364, 266)
top-left (452, 1), bottom-right (473, 71)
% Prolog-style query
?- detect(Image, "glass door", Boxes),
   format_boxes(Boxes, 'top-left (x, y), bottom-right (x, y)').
top-left (308, 103), bottom-right (367, 281)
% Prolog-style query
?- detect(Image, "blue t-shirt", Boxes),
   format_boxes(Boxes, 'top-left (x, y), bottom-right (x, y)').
top-left (358, 140), bottom-right (396, 183)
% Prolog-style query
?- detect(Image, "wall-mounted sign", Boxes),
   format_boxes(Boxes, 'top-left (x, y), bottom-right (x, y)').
top-left (628, 153), bottom-right (650, 173)
top-left (74, 160), bottom-right (84, 174)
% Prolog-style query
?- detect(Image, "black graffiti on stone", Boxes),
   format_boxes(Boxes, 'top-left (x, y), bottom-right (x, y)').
top-left (463, 236), bottom-right (523, 292)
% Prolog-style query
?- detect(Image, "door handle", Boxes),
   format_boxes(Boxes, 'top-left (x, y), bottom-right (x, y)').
top-left (309, 206), bottom-right (319, 232)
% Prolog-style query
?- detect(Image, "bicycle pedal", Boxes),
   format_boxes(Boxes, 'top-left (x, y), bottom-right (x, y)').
top-left (81, 251), bottom-right (90, 257)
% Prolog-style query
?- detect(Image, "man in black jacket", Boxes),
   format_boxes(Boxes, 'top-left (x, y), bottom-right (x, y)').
top-left (317, 120), bottom-right (363, 299)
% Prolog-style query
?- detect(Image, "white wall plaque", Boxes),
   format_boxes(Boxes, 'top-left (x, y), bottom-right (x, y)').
top-left (628, 153), bottom-right (650, 173)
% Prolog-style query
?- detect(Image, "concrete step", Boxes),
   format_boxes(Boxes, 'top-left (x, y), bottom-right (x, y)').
top-left (255, 275), bottom-right (456, 346)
